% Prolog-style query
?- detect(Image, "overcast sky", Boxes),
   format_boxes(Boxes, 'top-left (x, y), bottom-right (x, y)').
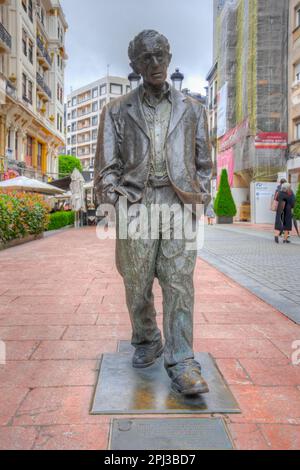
top-left (60, 0), bottom-right (213, 96)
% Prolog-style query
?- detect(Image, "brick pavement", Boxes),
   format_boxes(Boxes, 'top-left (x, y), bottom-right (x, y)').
top-left (0, 227), bottom-right (299, 450)
top-left (200, 224), bottom-right (300, 324)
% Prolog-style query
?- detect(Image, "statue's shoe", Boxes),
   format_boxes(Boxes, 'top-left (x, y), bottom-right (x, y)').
top-left (132, 341), bottom-right (164, 369)
top-left (171, 367), bottom-right (209, 396)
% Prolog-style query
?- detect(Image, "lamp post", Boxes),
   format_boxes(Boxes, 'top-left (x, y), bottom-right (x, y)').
top-left (171, 68), bottom-right (184, 91)
top-left (128, 71), bottom-right (141, 91)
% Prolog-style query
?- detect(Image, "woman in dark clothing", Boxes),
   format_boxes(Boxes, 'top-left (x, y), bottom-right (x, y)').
top-left (274, 183), bottom-right (296, 244)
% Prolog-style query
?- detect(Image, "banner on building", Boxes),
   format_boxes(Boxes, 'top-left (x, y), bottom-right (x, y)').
top-left (217, 148), bottom-right (234, 187)
top-left (255, 133), bottom-right (288, 150)
top-left (219, 119), bottom-right (249, 152)
top-left (217, 82), bottom-right (228, 138)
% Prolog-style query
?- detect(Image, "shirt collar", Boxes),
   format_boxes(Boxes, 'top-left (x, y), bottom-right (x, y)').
top-left (140, 82), bottom-right (172, 107)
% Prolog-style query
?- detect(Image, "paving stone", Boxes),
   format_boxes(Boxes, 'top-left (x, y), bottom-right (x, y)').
top-left (194, 338), bottom-right (287, 359)
top-left (228, 423), bottom-right (270, 450)
top-left (0, 360), bottom-right (97, 388)
top-left (34, 424), bottom-right (109, 450)
top-left (0, 388), bottom-right (29, 425)
top-left (229, 385), bottom-right (300, 424)
top-left (0, 426), bottom-right (37, 450)
top-left (260, 424), bottom-right (300, 450)
top-left (32, 340), bottom-right (117, 360)
top-left (13, 386), bottom-right (109, 426)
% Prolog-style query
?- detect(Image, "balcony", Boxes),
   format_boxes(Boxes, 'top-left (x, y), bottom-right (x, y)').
top-left (36, 36), bottom-right (52, 69)
top-left (36, 72), bottom-right (52, 101)
top-left (6, 80), bottom-right (16, 100)
top-left (0, 22), bottom-right (11, 53)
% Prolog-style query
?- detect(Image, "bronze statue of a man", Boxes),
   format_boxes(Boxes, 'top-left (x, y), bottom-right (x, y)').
top-left (94, 30), bottom-right (212, 396)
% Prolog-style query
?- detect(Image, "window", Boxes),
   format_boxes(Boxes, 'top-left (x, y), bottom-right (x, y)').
top-left (72, 110), bottom-right (76, 119)
top-left (295, 63), bottom-right (300, 83)
top-left (68, 100), bottom-right (71, 108)
top-left (297, 7), bottom-right (300, 27)
top-left (28, 0), bottom-right (33, 22)
top-left (27, 136), bottom-right (33, 166)
top-left (295, 122), bottom-right (300, 140)
top-left (28, 40), bottom-right (33, 64)
top-left (22, 73), bottom-right (27, 99)
top-left (22, 0), bottom-right (27, 13)
top-left (41, 7), bottom-right (45, 26)
top-left (92, 101), bottom-right (98, 112)
top-left (71, 135), bottom-right (76, 144)
top-left (92, 129), bottom-right (98, 141)
top-left (22, 30), bottom-right (27, 57)
top-left (126, 85), bottom-right (131, 94)
top-left (72, 97), bottom-right (77, 107)
top-left (71, 122), bottom-right (76, 132)
top-left (100, 99), bottom-right (106, 110)
top-left (37, 143), bottom-right (42, 169)
top-left (110, 83), bottom-right (122, 95)
top-left (100, 84), bottom-right (106, 96)
top-left (27, 80), bottom-right (32, 104)
top-left (92, 116), bottom-right (98, 127)
top-left (92, 87), bottom-right (98, 98)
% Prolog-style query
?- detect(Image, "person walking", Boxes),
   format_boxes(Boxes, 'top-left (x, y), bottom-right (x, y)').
top-left (274, 183), bottom-right (296, 244)
top-left (206, 201), bottom-right (215, 226)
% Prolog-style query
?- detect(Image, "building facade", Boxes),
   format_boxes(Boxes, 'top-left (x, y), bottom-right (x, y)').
top-left (66, 76), bottom-right (130, 180)
top-left (288, 0), bottom-right (300, 190)
top-left (206, 62), bottom-right (218, 197)
top-left (0, 0), bottom-right (67, 182)
top-left (208, 0), bottom-right (289, 219)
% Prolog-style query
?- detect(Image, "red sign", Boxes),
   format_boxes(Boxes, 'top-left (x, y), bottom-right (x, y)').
top-left (217, 148), bottom-right (234, 188)
top-left (255, 132), bottom-right (287, 149)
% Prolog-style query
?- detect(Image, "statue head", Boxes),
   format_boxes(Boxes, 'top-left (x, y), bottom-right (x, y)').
top-left (128, 30), bottom-right (172, 87)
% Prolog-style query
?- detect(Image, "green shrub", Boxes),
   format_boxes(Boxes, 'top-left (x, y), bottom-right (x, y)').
top-left (214, 169), bottom-right (237, 218)
top-left (0, 191), bottom-right (50, 243)
top-left (47, 211), bottom-right (75, 231)
top-left (58, 155), bottom-right (82, 179)
top-left (294, 183), bottom-right (300, 221)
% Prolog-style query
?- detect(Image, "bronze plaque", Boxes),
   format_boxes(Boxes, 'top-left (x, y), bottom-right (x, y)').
top-left (110, 418), bottom-right (234, 450)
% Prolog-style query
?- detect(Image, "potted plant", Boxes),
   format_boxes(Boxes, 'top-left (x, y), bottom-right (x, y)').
top-left (214, 169), bottom-right (237, 224)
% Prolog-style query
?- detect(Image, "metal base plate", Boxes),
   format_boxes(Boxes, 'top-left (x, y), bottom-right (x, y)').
top-left (90, 342), bottom-right (240, 415)
top-left (110, 418), bottom-right (234, 450)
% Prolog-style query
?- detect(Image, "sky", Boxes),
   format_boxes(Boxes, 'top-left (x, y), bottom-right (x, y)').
top-left (60, 0), bottom-right (214, 97)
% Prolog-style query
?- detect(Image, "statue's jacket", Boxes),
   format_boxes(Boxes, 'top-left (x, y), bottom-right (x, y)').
top-left (94, 86), bottom-right (212, 210)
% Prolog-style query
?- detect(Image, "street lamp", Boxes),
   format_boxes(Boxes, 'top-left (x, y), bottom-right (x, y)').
top-left (128, 71), bottom-right (141, 91)
top-left (171, 68), bottom-right (184, 91)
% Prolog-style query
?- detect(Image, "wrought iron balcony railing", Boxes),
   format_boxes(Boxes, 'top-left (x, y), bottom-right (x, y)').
top-left (0, 22), bottom-right (11, 50)
top-left (36, 36), bottom-right (52, 67)
top-left (36, 72), bottom-right (52, 99)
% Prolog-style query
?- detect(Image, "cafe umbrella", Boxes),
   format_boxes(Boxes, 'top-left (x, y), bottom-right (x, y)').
top-left (0, 176), bottom-right (64, 195)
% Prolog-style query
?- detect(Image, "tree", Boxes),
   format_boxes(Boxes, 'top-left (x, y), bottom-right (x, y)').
top-left (58, 155), bottom-right (82, 179)
top-left (294, 183), bottom-right (300, 221)
top-left (214, 169), bottom-right (237, 218)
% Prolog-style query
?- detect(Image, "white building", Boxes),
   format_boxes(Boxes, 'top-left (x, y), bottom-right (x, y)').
top-left (66, 75), bottom-right (130, 180)
top-left (0, 0), bottom-right (68, 181)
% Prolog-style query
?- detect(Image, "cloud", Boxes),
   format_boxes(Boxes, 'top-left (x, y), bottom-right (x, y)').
top-left (60, 0), bottom-right (213, 95)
